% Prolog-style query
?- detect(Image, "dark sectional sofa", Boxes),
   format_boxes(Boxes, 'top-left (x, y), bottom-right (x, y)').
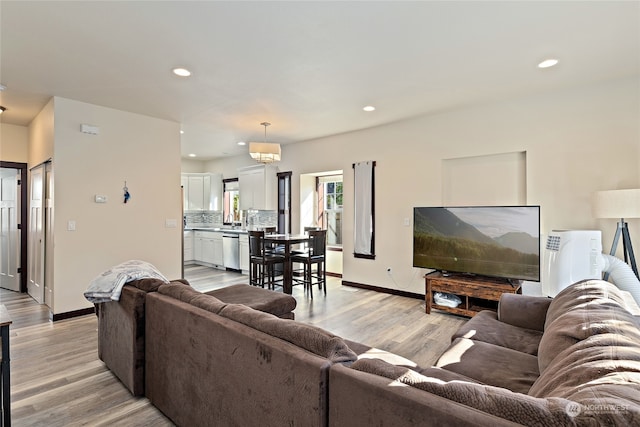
top-left (97, 279), bottom-right (296, 396)
top-left (97, 278), bottom-right (640, 426)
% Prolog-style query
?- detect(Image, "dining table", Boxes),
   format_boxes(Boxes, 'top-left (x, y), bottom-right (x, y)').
top-left (263, 234), bottom-right (310, 294)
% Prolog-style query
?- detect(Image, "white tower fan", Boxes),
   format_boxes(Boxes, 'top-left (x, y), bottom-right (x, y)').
top-left (542, 230), bottom-right (603, 297)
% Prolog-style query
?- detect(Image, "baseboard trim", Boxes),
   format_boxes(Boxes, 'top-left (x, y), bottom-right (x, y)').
top-left (51, 307), bottom-right (95, 322)
top-left (327, 271), bottom-right (342, 278)
top-left (341, 280), bottom-right (423, 300)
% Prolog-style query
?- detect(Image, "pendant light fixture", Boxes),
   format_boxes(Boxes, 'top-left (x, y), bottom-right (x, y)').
top-left (249, 122), bottom-right (281, 163)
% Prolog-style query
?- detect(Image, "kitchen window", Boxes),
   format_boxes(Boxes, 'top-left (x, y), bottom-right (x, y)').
top-left (223, 178), bottom-right (240, 225)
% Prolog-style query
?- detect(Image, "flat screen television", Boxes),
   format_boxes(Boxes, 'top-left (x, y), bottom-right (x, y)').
top-left (413, 206), bottom-right (540, 282)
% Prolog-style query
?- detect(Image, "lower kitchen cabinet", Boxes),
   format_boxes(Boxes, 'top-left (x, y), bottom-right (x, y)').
top-left (239, 234), bottom-right (249, 273)
top-left (194, 231), bottom-right (224, 268)
top-left (212, 233), bottom-right (223, 266)
top-left (184, 231), bottom-right (194, 263)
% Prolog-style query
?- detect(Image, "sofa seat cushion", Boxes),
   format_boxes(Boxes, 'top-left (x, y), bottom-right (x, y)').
top-left (436, 337), bottom-right (540, 394)
top-left (219, 303), bottom-right (357, 363)
top-left (206, 284), bottom-right (296, 318)
top-left (345, 339), bottom-right (419, 368)
top-left (452, 310), bottom-right (543, 356)
top-left (350, 358), bottom-right (575, 426)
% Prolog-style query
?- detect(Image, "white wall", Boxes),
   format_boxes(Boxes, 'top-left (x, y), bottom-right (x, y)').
top-left (29, 99), bottom-right (55, 166)
top-left (0, 123), bottom-right (29, 162)
top-left (47, 97), bottom-right (183, 314)
top-left (201, 77), bottom-right (639, 295)
top-left (181, 158), bottom-right (206, 173)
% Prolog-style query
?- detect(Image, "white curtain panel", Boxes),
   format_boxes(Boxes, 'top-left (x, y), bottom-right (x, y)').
top-left (354, 161), bottom-right (373, 256)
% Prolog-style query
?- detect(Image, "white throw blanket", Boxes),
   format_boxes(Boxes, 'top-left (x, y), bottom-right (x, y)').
top-left (83, 260), bottom-right (169, 303)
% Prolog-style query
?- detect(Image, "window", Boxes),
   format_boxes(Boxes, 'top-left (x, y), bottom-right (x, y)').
top-left (223, 178), bottom-right (240, 225)
top-left (277, 171), bottom-right (292, 234)
top-left (318, 175), bottom-right (342, 247)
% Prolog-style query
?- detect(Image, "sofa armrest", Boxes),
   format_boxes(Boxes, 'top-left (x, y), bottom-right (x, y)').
top-left (497, 294), bottom-right (551, 331)
top-left (98, 285), bottom-right (147, 396)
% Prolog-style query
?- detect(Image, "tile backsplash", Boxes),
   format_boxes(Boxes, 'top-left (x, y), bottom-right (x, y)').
top-left (245, 209), bottom-right (277, 230)
top-left (184, 210), bottom-right (276, 229)
top-left (184, 211), bottom-right (222, 227)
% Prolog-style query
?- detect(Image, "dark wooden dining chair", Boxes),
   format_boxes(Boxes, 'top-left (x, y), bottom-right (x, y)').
top-left (248, 230), bottom-right (284, 290)
top-left (293, 226), bottom-right (321, 255)
top-left (261, 226), bottom-right (282, 255)
top-left (291, 230), bottom-right (327, 298)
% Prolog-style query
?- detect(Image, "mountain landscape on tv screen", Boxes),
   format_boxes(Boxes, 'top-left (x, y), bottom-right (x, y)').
top-left (413, 207), bottom-right (540, 280)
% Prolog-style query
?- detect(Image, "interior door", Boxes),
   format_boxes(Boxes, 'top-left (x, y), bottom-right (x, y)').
top-left (28, 164), bottom-right (45, 303)
top-left (0, 168), bottom-right (21, 291)
top-left (44, 163), bottom-right (54, 307)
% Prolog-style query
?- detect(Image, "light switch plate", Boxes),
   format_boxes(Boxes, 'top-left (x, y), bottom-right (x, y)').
top-left (165, 219), bottom-right (178, 228)
top-left (95, 195), bottom-right (107, 203)
top-left (68, 220), bottom-right (76, 231)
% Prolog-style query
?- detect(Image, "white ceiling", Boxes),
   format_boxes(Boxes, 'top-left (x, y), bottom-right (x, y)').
top-left (1, 1), bottom-right (638, 160)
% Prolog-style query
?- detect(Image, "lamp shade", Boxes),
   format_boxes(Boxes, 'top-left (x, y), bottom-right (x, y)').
top-left (249, 142), bottom-right (281, 163)
top-left (592, 189), bottom-right (640, 219)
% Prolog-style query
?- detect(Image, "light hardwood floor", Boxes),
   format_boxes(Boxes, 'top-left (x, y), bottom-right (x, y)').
top-left (2, 266), bottom-right (466, 426)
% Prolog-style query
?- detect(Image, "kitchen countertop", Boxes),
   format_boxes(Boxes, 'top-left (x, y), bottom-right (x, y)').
top-left (185, 227), bottom-right (248, 234)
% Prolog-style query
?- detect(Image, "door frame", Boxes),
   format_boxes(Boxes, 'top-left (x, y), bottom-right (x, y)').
top-left (0, 161), bottom-right (28, 292)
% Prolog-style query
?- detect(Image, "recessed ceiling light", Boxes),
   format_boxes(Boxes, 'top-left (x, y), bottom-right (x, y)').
top-left (538, 59), bottom-right (559, 69)
top-left (180, 130), bottom-right (184, 134)
top-left (237, 141), bottom-right (246, 146)
top-left (363, 105), bottom-right (376, 112)
top-left (188, 153), bottom-right (197, 157)
top-left (0, 84), bottom-right (6, 91)
top-left (172, 67), bottom-right (192, 77)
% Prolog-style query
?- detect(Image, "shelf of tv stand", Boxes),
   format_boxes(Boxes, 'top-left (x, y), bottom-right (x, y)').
top-left (425, 272), bottom-right (522, 317)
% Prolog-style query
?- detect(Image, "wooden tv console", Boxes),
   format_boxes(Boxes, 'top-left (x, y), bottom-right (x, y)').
top-left (425, 271), bottom-right (522, 317)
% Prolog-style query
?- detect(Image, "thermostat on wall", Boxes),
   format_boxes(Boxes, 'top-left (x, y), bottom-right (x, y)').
top-left (81, 124), bottom-right (100, 135)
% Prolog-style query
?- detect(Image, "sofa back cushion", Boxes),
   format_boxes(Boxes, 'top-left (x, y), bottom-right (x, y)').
top-left (351, 358), bottom-right (576, 426)
top-left (538, 280), bottom-right (639, 374)
top-left (219, 303), bottom-right (357, 363)
top-left (529, 280), bottom-right (640, 423)
top-left (544, 279), bottom-right (630, 328)
top-left (158, 283), bottom-right (227, 315)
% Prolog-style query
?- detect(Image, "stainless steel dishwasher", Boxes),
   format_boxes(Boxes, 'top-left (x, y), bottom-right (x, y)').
top-left (222, 233), bottom-right (240, 270)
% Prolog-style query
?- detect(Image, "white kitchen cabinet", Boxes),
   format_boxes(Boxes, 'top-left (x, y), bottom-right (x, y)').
top-left (187, 176), bottom-right (205, 210)
top-left (212, 232), bottom-right (223, 266)
top-left (239, 234), bottom-right (249, 273)
top-left (181, 173), bottom-right (223, 211)
top-left (181, 175), bottom-right (189, 210)
top-left (238, 165), bottom-right (277, 210)
top-left (194, 232), bottom-right (204, 261)
top-left (194, 230), bottom-right (224, 267)
top-left (184, 230), bottom-right (194, 263)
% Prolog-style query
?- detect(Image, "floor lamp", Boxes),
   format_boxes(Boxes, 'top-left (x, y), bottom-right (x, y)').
top-left (592, 189), bottom-right (640, 280)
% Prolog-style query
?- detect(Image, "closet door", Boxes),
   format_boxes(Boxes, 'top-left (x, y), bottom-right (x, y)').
top-left (28, 164), bottom-right (46, 304)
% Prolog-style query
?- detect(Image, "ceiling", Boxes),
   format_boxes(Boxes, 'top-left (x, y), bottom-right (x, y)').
top-left (1, 1), bottom-right (638, 160)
